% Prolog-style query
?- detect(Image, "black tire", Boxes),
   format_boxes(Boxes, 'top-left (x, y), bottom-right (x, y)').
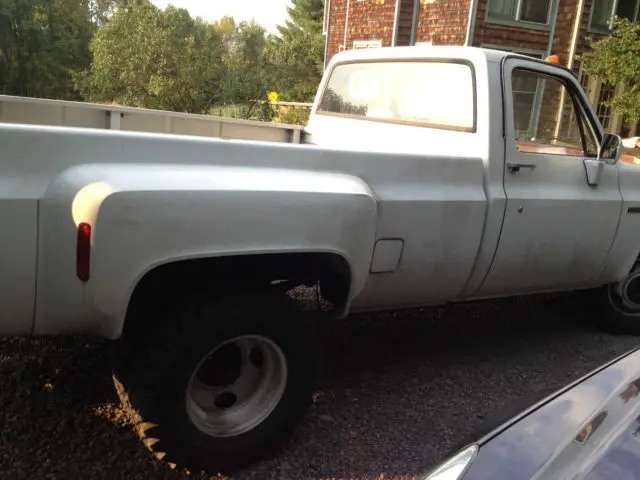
top-left (114, 290), bottom-right (318, 474)
top-left (593, 285), bottom-right (640, 336)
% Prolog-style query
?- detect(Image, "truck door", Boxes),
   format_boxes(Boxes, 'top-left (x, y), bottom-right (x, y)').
top-left (477, 58), bottom-right (623, 296)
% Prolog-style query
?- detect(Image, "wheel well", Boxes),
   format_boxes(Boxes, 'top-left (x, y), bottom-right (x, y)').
top-left (125, 252), bottom-right (352, 327)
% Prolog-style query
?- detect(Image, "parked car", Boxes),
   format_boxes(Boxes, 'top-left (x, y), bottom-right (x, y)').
top-left (2, 46), bottom-right (640, 472)
top-left (422, 346), bottom-right (640, 480)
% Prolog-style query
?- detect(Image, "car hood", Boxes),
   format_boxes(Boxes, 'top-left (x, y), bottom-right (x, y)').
top-left (463, 348), bottom-right (640, 480)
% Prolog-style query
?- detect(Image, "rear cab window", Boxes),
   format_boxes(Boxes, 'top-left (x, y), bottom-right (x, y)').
top-left (317, 60), bottom-right (477, 133)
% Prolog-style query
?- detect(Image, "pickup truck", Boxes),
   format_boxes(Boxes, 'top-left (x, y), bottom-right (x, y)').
top-left (2, 46), bottom-right (639, 473)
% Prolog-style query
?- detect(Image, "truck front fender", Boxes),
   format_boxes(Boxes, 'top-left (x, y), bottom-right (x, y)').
top-left (36, 164), bottom-right (377, 337)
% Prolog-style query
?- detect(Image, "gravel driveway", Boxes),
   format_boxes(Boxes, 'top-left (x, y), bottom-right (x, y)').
top-left (1, 293), bottom-right (638, 480)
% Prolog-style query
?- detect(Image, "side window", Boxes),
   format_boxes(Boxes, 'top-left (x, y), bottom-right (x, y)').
top-left (511, 69), bottom-right (598, 158)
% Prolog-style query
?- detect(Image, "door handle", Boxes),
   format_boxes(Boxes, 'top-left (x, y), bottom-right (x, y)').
top-left (507, 162), bottom-right (537, 173)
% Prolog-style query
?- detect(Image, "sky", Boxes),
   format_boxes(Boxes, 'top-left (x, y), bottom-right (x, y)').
top-left (150, 0), bottom-right (291, 33)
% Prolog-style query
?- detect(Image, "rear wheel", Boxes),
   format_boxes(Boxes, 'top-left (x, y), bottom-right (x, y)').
top-left (186, 334), bottom-right (288, 439)
top-left (114, 291), bottom-right (317, 474)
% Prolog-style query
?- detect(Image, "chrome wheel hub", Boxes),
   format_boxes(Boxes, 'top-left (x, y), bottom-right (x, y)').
top-left (186, 335), bottom-right (288, 437)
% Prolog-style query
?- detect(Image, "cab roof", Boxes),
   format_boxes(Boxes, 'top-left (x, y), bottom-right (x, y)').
top-left (326, 45), bottom-right (574, 78)
top-left (328, 45), bottom-right (533, 66)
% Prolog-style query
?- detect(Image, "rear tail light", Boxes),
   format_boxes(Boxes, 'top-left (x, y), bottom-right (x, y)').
top-left (76, 222), bottom-right (91, 282)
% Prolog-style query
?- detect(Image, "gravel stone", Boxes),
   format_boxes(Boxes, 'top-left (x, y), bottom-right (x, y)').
top-left (0, 292), bottom-right (637, 479)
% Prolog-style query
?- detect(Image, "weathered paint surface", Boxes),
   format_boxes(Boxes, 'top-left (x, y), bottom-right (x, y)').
top-left (1, 47), bottom-right (638, 339)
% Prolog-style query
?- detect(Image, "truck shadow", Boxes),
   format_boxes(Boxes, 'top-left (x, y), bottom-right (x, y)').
top-left (0, 293), bottom-right (637, 480)
top-left (0, 337), bottom-right (184, 479)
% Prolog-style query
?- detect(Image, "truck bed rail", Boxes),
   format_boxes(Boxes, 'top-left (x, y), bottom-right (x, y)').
top-left (0, 95), bottom-right (303, 144)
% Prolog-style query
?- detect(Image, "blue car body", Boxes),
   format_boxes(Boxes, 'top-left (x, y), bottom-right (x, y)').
top-left (441, 347), bottom-right (640, 480)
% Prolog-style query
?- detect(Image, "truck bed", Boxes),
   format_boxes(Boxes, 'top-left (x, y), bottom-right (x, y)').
top-left (0, 95), bottom-right (303, 144)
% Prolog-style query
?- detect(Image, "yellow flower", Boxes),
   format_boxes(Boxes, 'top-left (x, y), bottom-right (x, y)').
top-left (267, 91), bottom-right (279, 103)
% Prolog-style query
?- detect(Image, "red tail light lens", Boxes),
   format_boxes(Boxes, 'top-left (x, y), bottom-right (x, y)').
top-left (76, 222), bottom-right (91, 282)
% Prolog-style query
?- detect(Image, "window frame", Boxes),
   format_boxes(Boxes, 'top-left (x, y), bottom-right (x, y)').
top-left (323, 0), bottom-right (330, 34)
top-left (315, 58), bottom-right (478, 133)
top-left (485, 0), bottom-right (555, 31)
top-left (484, 44), bottom-right (546, 135)
top-left (566, 84), bottom-right (599, 157)
top-left (589, 0), bottom-right (640, 33)
top-left (509, 67), bottom-right (599, 158)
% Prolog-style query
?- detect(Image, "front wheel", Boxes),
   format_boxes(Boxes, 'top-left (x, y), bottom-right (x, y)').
top-left (595, 274), bottom-right (640, 335)
top-left (114, 291), bottom-right (318, 474)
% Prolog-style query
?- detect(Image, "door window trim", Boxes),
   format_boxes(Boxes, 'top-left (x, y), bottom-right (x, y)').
top-left (500, 55), bottom-right (604, 147)
top-left (501, 56), bottom-right (604, 160)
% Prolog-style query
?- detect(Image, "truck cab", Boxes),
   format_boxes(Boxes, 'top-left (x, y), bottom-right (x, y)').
top-left (305, 47), bottom-right (634, 307)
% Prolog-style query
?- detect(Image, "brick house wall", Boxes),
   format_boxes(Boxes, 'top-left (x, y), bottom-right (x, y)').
top-left (471, 0), bottom-right (549, 52)
top-left (326, 0), bottom-right (586, 63)
top-left (326, 0), bottom-right (347, 63)
top-left (549, 0), bottom-right (581, 67)
top-left (326, 0), bottom-right (398, 62)
top-left (326, 0), bottom-right (625, 66)
top-left (349, 0), bottom-right (398, 45)
top-left (396, 0), bottom-right (415, 45)
top-left (573, 0), bottom-right (606, 60)
top-left (323, 0), bottom-right (638, 135)
top-left (415, 0), bottom-right (471, 45)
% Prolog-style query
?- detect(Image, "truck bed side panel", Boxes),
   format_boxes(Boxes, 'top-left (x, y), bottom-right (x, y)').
top-left (0, 200), bottom-right (37, 334)
top-left (35, 163), bottom-right (377, 337)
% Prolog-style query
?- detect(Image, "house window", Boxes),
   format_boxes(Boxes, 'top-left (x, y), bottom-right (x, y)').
top-left (590, 0), bottom-right (640, 32)
top-left (574, 57), bottom-right (627, 135)
top-left (595, 82), bottom-right (616, 130)
top-left (487, 0), bottom-right (552, 25)
top-left (617, 0), bottom-right (640, 20)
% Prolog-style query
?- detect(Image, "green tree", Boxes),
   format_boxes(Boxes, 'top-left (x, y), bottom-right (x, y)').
top-left (88, 0), bottom-right (118, 26)
top-left (583, 18), bottom-right (640, 123)
top-left (265, 0), bottom-right (325, 102)
top-left (213, 18), bottom-right (275, 119)
top-left (0, 0), bottom-right (94, 99)
top-left (277, 0), bottom-right (324, 35)
top-left (215, 15), bottom-right (236, 46)
top-left (78, 1), bottom-right (224, 113)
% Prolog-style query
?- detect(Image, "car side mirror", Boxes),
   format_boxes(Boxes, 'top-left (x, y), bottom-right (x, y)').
top-left (585, 133), bottom-right (623, 187)
top-left (599, 133), bottom-right (623, 164)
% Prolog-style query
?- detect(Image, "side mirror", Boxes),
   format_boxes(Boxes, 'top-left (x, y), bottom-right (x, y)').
top-left (584, 133), bottom-right (623, 187)
top-left (599, 133), bottom-right (623, 164)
